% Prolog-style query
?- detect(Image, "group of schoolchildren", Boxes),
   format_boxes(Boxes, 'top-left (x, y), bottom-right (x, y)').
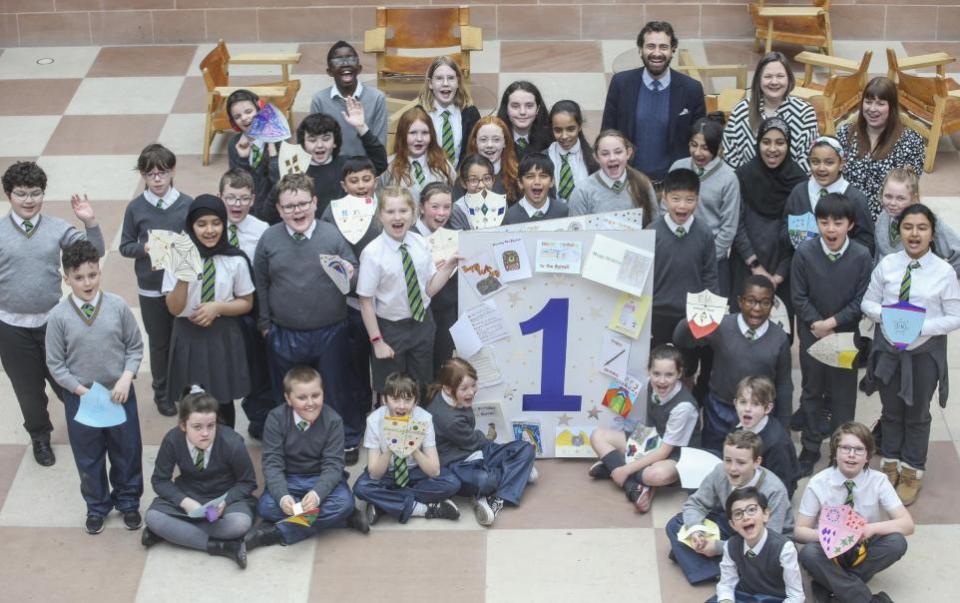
top-left (2, 34), bottom-right (958, 602)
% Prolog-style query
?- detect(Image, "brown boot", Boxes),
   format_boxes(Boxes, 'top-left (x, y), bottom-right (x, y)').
top-left (896, 466), bottom-right (922, 506)
top-left (881, 460), bottom-right (900, 488)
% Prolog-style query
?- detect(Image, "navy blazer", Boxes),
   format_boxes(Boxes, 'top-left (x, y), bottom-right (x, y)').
top-left (601, 67), bottom-right (706, 173)
top-left (459, 105), bottom-right (482, 167)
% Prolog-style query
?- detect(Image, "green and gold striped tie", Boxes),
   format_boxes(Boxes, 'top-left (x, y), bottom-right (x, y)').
top-left (292, 232), bottom-right (305, 241)
top-left (195, 449), bottom-right (205, 471)
top-left (843, 479), bottom-right (855, 507)
top-left (413, 161), bottom-right (425, 186)
top-left (400, 243), bottom-right (425, 322)
top-left (899, 261), bottom-right (920, 302)
top-left (201, 257), bottom-right (216, 303)
top-left (516, 137), bottom-right (528, 152)
top-left (250, 144), bottom-right (262, 168)
top-left (675, 226), bottom-right (686, 238)
top-left (229, 224), bottom-right (239, 247)
top-left (441, 110), bottom-right (455, 162)
top-left (81, 303), bottom-right (95, 319)
top-left (393, 455), bottom-right (410, 487)
top-left (611, 179), bottom-right (625, 193)
top-left (819, 188), bottom-right (828, 199)
top-left (558, 153), bottom-right (574, 199)
top-left (22, 219), bottom-right (34, 234)
top-left (889, 220), bottom-right (900, 247)
top-left (297, 420), bottom-right (308, 432)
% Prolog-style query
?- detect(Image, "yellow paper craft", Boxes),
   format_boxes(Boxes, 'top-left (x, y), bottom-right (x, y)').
top-left (382, 415), bottom-right (428, 458)
top-left (807, 332), bottom-right (858, 369)
top-left (280, 507), bottom-right (320, 527)
top-left (555, 426), bottom-right (595, 458)
top-left (607, 293), bottom-right (652, 339)
top-left (677, 519), bottom-right (721, 550)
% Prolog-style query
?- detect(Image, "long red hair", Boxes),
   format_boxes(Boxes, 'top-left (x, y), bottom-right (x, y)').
top-left (467, 115), bottom-right (519, 203)
top-left (389, 105), bottom-right (454, 186)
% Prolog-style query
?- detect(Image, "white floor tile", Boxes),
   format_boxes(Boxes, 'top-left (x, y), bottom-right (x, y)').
top-left (66, 77), bottom-right (184, 115)
top-left (0, 116), bottom-right (62, 157)
top-left (157, 113), bottom-right (208, 156)
top-left (37, 155), bottom-right (142, 201)
top-left (0, 47), bottom-right (101, 80)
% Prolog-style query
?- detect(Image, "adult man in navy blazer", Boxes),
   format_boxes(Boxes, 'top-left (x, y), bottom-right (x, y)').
top-left (601, 21), bottom-right (705, 184)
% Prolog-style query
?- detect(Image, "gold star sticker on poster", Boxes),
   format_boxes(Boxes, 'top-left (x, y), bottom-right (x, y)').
top-left (589, 306), bottom-right (603, 320)
top-left (507, 291), bottom-right (522, 307)
top-left (503, 387), bottom-right (516, 401)
top-left (587, 406), bottom-right (601, 419)
top-left (558, 413), bottom-right (572, 425)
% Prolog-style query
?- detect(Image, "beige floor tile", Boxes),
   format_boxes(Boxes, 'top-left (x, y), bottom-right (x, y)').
top-left (0, 46), bottom-right (100, 80)
top-left (0, 116), bottom-right (61, 157)
top-left (87, 46), bottom-right (197, 79)
top-left (867, 524), bottom-right (960, 600)
top-left (650, 486), bottom-right (689, 529)
top-left (37, 155), bottom-right (143, 201)
top-left (66, 76), bottom-right (184, 116)
top-left (0, 445), bottom-right (25, 510)
top-left (654, 527), bottom-right (718, 603)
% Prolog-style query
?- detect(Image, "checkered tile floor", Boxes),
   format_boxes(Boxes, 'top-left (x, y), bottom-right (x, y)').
top-left (0, 38), bottom-right (958, 602)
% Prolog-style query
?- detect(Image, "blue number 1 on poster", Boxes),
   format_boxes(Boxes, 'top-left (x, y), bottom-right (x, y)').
top-left (519, 298), bottom-right (582, 411)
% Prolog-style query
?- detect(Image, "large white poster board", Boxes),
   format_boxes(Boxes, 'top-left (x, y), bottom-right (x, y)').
top-left (457, 227), bottom-right (655, 457)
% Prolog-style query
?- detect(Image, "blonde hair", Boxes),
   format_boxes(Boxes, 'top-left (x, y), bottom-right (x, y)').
top-left (881, 165), bottom-right (920, 201)
top-left (417, 56), bottom-right (473, 109)
top-left (378, 185), bottom-right (418, 220)
top-left (735, 375), bottom-right (775, 409)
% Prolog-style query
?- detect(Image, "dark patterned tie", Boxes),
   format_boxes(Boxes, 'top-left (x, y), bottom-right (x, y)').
top-left (293, 232), bottom-right (306, 241)
top-left (844, 479), bottom-right (856, 507)
top-left (746, 550), bottom-right (758, 559)
top-left (441, 110), bottom-right (455, 162)
top-left (201, 257), bottom-right (215, 303)
top-left (888, 220), bottom-right (900, 247)
top-left (558, 153), bottom-right (575, 199)
top-left (516, 137), bottom-right (528, 152)
top-left (156, 197), bottom-right (165, 210)
top-left (746, 328), bottom-right (757, 341)
top-left (400, 244), bottom-right (426, 321)
top-left (195, 449), bottom-right (205, 471)
top-left (819, 188), bottom-right (828, 199)
top-left (297, 420), bottom-right (308, 432)
top-left (899, 261), bottom-right (920, 302)
top-left (413, 161), bottom-right (425, 186)
top-left (828, 252), bottom-right (840, 262)
top-left (22, 219), bottom-right (34, 234)
top-left (675, 226), bottom-right (686, 238)
top-left (611, 180), bottom-right (625, 193)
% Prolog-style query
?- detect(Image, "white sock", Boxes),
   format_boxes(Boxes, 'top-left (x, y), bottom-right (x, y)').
top-left (901, 462), bottom-right (924, 478)
top-left (410, 502), bottom-right (429, 517)
top-left (882, 458), bottom-right (900, 467)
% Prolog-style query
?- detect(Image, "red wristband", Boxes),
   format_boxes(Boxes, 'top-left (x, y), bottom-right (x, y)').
top-left (370, 335), bottom-right (382, 343)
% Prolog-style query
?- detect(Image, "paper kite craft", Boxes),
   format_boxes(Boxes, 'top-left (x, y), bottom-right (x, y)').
top-left (382, 415), bottom-right (428, 458)
top-left (807, 332), bottom-right (858, 369)
top-left (246, 103), bottom-right (291, 143)
top-left (279, 143), bottom-right (312, 177)
top-left (147, 229), bottom-right (203, 282)
top-left (280, 507), bottom-right (321, 528)
top-left (624, 425), bottom-right (661, 462)
top-left (881, 301), bottom-right (926, 350)
top-left (463, 190), bottom-right (507, 230)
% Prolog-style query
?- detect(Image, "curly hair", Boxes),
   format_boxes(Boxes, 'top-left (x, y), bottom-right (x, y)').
top-left (2, 161), bottom-right (46, 195)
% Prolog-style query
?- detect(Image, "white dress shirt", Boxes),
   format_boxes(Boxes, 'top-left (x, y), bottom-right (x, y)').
top-left (161, 255), bottom-right (255, 317)
top-left (806, 177), bottom-right (849, 213)
top-left (547, 140), bottom-right (589, 200)
top-left (664, 213), bottom-right (695, 236)
top-left (716, 527), bottom-right (805, 603)
top-left (230, 214), bottom-right (268, 259)
top-left (737, 314), bottom-right (770, 340)
top-left (430, 103), bottom-right (463, 163)
top-left (356, 230), bottom-right (437, 321)
top-left (799, 466), bottom-right (903, 524)
top-left (518, 196), bottom-right (551, 218)
top-left (144, 187), bottom-right (181, 210)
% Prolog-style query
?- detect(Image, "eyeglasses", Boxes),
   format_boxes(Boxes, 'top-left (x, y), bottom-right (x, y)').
top-left (330, 56), bottom-right (360, 68)
top-left (223, 195), bottom-right (253, 206)
top-left (838, 445), bottom-right (867, 456)
top-left (144, 170), bottom-right (171, 180)
top-left (731, 504), bottom-right (761, 521)
top-left (465, 175), bottom-right (495, 186)
top-left (10, 189), bottom-right (44, 201)
top-left (431, 74), bottom-right (458, 84)
top-left (278, 201), bottom-right (313, 214)
top-left (741, 297), bottom-right (774, 310)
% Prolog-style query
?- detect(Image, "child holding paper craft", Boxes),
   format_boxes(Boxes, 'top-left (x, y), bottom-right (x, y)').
top-left (588, 345), bottom-right (699, 513)
top-left (792, 193), bottom-right (873, 477)
top-left (246, 367), bottom-right (369, 551)
top-left (379, 106), bottom-right (455, 201)
top-left (547, 100), bottom-right (599, 204)
top-left (567, 130), bottom-right (658, 227)
top-left (795, 422), bottom-right (913, 602)
top-left (713, 487), bottom-right (805, 603)
top-left (674, 275), bottom-right (793, 452)
top-left (669, 114), bottom-right (741, 296)
top-left (465, 117), bottom-right (519, 202)
top-left (875, 167), bottom-right (960, 276)
top-left (448, 154), bottom-right (501, 230)
top-left (226, 89), bottom-right (281, 224)
top-left (497, 80), bottom-right (552, 157)
top-left (666, 430), bottom-right (793, 585)
top-left (860, 204), bottom-right (960, 505)
top-left (734, 376), bottom-right (799, 499)
top-left (320, 156), bottom-right (383, 255)
top-left (1, 161), bottom-right (105, 467)
top-left (418, 56), bottom-right (481, 167)
top-left (120, 144), bottom-right (192, 418)
top-left (358, 186), bottom-right (459, 398)
top-left (143, 388), bottom-right (257, 569)
top-left (429, 358), bottom-right (537, 527)
top-left (353, 372), bottom-right (461, 525)
top-left (164, 195), bottom-right (254, 429)
top-left (254, 173), bottom-right (364, 464)
top-left (45, 240), bottom-right (144, 535)
top-left (503, 153), bottom-right (569, 224)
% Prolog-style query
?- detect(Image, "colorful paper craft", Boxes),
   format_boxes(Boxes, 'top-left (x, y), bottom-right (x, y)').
top-left (818, 505), bottom-right (867, 559)
top-left (807, 332), bottom-right (858, 369)
top-left (280, 507), bottom-right (321, 528)
top-left (686, 289), bottom-right (728, 339)
top-left (770, 295), bottom-right (791, 335)
top-left (555, 425), bottom-right (596, 458)
top-left (187, 492), bottom-right (228, 519)
top-left (318, 254), bottom-right (351, 295)
top-left (461, 252), bottom-right (506, 299)
top-left (585, 208), bottom-right (645, 231)
top-left (330, 195), bottom-right (377, 244)
top-left (74, 382), bottom-right (126, 428)
top-left (625, 425), bottom-right (661, 462)
top-left (676, 447), bottom-right (722, 488)
top-left (881, 301), bottom-right (926, 350)
top-left (677, 519), bottom-right (721, 550)
top-left (535, 239), bottom-right (582, 274)
top-left (787, 212), bottom-right (819, 248)
top-left (598, 332), bottom-right (631, 383)
top-left (492, 237), bottom-right (532, 282)
top-left (472, 401), bottom-right (508, 442)
top-left (512, 420), bottom-right (543, 455)
top-left (581, 234), bottom-right (654, 298)
top-left (147, 229), bottom-right (203, 282)
top-left (463, 190), bottom-right (507, 230)
top-left (247, 103), bottom-right (291, 143)
top-left (601, 383), bottom-right (635, 417)
top-left (382, 415), bottom-right (428, 458)
top-left (278, 143), bottom-right (312, 177)
top-left (427, 227), bottom-right (459, 265)
top-left (608, 293), bottom-right (651, 339)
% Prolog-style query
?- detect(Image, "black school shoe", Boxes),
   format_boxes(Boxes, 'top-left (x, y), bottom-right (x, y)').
top-left (244, 523), bottom-right (284, 551)
top-left (207, 538), bottom-right (247, 570)
top-left (123, 510), bottom-right (143, 530)
top-left (344, 446), bottom-right (360, 466)
top-left (32, 438), bottom-right (55, 466)
top-left (155, 398), bottom-right (177, 417)
top-left (85, 514), bottom-right (105, 535)
top-left (346, 507), bottom-right (369, 534)
top-left (141, 527), bottom-right (162, 547)
top-left (364, 503), bottom-right (380, 526)
top-left (425, 499), bottom-right (460, 520)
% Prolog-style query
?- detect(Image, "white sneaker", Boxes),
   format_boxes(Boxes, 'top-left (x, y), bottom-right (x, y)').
top-left (474, 496), bottom-right (494, 526)
top-left (528, 465), bottom-right (539, 483)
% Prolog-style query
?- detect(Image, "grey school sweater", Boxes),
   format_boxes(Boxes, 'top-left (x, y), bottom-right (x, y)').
top-left (0, 214), bottom-right (105, 316)
top-left (782, 182), bottom-right (875, 257)
top-left (429, 392), bottom-right (489, 465)
top-left (253, 221), bottom-right (358, 332)
top-left (669, 157), bottom-right (741, 260)
top-left (119, 193), bottom-right (192, 292)
top-left (875, 210), bottom-right (960, 277)
top-left (44, 292), bottom-right (143, 393)
top-left (567, 172), bottom-right (659, 217)
top-left (651, 216), bottom-right (718, 316)
top-left (262, 404), bottom-right (345, 503)
top-left (309, 85), bottom-right (388, 158)
top-left (681, 464), bottom-right (794, 536)
top-left (502, 198), bottom-right (569, 225)
top-left (791, 237), bottom-right (872, 335)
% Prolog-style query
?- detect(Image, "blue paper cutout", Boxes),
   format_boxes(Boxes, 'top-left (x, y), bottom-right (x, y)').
top-left (519, 298), bottom-right (582, 412)
top-left (882, 301), bottom-right (926, 350)
top-left (788, 213), bottom-right (819, 248)
top-left (247, 103), bottom-right (291, 143)
top-left (74, 382), bottom-right (126, 428)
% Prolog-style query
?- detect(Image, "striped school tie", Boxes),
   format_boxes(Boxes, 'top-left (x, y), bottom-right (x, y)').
top-left (250, 144), bottom-right (262, 168)
top-left (695, 166), bottom-right (704, 178)
top-left (558, 153), bottom-right (575, 199)
top-left (746, 550), bottom-right (758, 560)
top-left (828, 252), bottom-right (841, 262)
top-left (819, 188), bottom-right (828, 199)
top-left (400, 243), bottom-right (426, 322)
top-left (889, 220), bottom-right (900, 247)
top-left (81, 303), bottom-right (96, 319)
top-left (413, 161), bottom-right (425, 186)
top-left (533, 210), bottom-right (545, 218)
top-left (675, 226), bottom-right (686, 238)
top-left (292, 232), bottom-right (305, 241)
top-left (156, 198), bottom-right (165, 210)
top-left (228, 224), bottom-right (239, 247)
top-left (201, 257), bottom-right (216, 303)
top-left (393, 455), bottom-right (410, 488)
top-left (746, 328), bottom-right (757, 341)
top-left (195, 449), bottom-right (205, 471)
top-left (297, 420), bottom-right (308, 432)
top-left (21, 219), bottom-right (34, 234)
top-left (843, 479), bottom-right (856, 507)
top-left (441, 110), bottom-right (455, 162)
top-left (899, 261), bottom-right (920, 302)
top-left (516, 137), bottom-right (528, 152)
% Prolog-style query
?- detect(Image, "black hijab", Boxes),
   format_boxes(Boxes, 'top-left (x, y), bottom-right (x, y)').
top-left (186, 194), bottom-right (248, 260)
top-left (736, 116), bottom-right (807, 219)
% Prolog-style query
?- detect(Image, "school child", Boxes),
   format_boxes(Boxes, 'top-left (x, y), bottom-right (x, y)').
top-left (245, 367), bottom-right (369, 551)
top-left (860, 204), bottom-right (960, 505)
top-left (733, 376), bottom-right (799, 498)
top-left (502, 153), bottom-right (568, 224)
top-left (713, 487), bottom-right (805, 603)
top-left (226, 89), bottom-right (280, 224)
top-left (429, 358), bottom-right (537, 527)
top-left (418, 56), bottom-right (481, 167)
top-left (254, 173), bottom-right (363, 464)
top-left (309, 40), bottom-right (388, 157)
top-left (379, 106), bottom-right (455, 201)
top-left (143, 388), bottom-right (257, 569)
top-left (666, 430), bottom-right (793, 585)
top-left (650, 168), bottom-right (718, 381)
top-left (353, 372), bottom-right (461, 524)
top-left (875, 166), bottom-right (960, 276)
top-left (588, 345), bottom-right (699, 513)
top-left (297, 99), bottom-right (387, 217)
top-left (45, 240), bottom-right (143, 534)
top-left (674, 275), bottom-right (793, 452)
top-left (119, 144), bottom-right (192, 417)
top-left (448, 154), bottom-right (497, 230)
top-left (465, 117), bottom-right (519, 202)
top-left (496, 80), bottom-right (552, 156)
top-left (783, 135), bottom-right (875, 256)
top-left (567, 130), bottom-right (658, 227)
top-left (357, 186), bottom-right (458, 397)
top-left (791, 193), bottom-right (872, 477)
top-left (1, 161), bottom-right (104, 466)
top-left (163, 195), bottom-right (254, 428)
top-left (795, 422), bottom-right (913, 602)
top-left (547, 100), bottom-right (599, 204)
top-left (668, 114), bottom-right (741, 296)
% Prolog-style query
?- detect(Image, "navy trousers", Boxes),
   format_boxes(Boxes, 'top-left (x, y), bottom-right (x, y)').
top-left (256, 474), bottom-right (355, 544)
top-left (353, 465), bottom-right (460, 523)
top-left (447, 440), bottom-right (535, 505)
top-left (666, 510), bottom-right (734, 584)
top-left (702, 392), bottom-right (739, 454)
top-left (238, 314), bottom-right (279, 431)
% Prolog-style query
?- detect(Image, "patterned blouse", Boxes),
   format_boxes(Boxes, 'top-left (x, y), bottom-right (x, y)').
top-left (721, 95), bottom-right (819, 173)
top-left (836, 122), bottom-right (926, 221)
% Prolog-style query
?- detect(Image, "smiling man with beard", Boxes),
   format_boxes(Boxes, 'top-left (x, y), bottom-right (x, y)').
top-left (601, 21), bottom-right (706, 186)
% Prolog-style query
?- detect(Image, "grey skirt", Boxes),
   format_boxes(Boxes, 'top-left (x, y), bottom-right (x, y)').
top-left (166, 316), bottom-right (251, 406)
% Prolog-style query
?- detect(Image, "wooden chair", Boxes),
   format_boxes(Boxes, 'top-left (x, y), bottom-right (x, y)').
top-left (791, 50), bottom-right (871, 135)
top-left (749, 0), bottom-right (833, 56)
top-left (676, 49), bottom-right (748, 118)
top-left (886, 48), bottom-right (960, 173)
top-left (363, 6), bottom-right (482, 96)
top-left (198, 40), bottom-right (303, 166)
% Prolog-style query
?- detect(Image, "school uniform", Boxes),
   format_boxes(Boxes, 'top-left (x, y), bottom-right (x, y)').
top-left (357, 230), bottom-right (437, 392)
top-left (783, 178), bottom-right (875, 257)
top-left (875, 210), bottom-right (960, 277)
top-left (145, 425), bottom-right (257, 550)
top-left (674, 315), bottom-right (793, 452)
top-left (162, 255), bottom-right (254, 413)
top-left (378, 155), bottom-right (453, 202)
top-left (309, 81), bottom-right (388, 158)
top-left (740, 416), bottom-right (799, 499)
top-left (259, 404), bottom-right (355, 544)
top-left (792, 237), bottom-right (872, 458)
top-left (45, 292), bottom-right (144, 517)
top-left (798, 466), bottom-right (909, 601)
top-left (502, 196), bottom-right (569, 225)
top-left (430, 391), bottom-right (536, 505)
top-left (228, 135), bottom-right (280, 224)
top-left (254, 220), bottom-right (364, 449)
top-left (714, 529), bottom-right (805, 603)
top-left (352, 405), bottom-right (460, 522)
top-left (306, 134), bottom-right (388, 218)
top-left (414, 220), bottom-right (460, 375)
top-left (567, 171), bottom-right (658, 219)
top-left (0, 212), bottom-right (105, 443)
top-left (547, 141), bottom-right (591, 204)
top-left (666, 465), bottom-right (793, 585)
top-left (119, 188), bottom-right (192, 409)
top-left (428, 103), bottom-right (481, 167)
top-left (860, 250), bottom-right (960, 470)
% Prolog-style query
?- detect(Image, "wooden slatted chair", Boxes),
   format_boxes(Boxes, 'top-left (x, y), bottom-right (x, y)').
top-left (791, 50), bottom-right (871, 135)
top-left (676, 49), bottom-right (748, 118)
top-left (749, 0), bottom-right (833, 56)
